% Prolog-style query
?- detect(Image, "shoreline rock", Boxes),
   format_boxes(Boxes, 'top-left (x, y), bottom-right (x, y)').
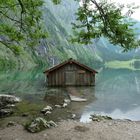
top-left (25, 117), bottom-right (57, 133)
top-left (0, 94), bottom-right (21, 117)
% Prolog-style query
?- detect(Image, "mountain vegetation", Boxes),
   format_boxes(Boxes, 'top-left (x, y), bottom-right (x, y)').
top-left (0, 0), bottom-right (140, 70)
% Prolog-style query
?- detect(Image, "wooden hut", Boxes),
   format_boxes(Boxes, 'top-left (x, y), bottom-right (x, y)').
top-left (43, 58), bottom-right (98, 86)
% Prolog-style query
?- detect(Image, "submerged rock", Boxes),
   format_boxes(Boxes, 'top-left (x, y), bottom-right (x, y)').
top-left (71, 114), bottom-right (76, 119)
top-left (25, 117), bottom-right (57, 133)
top-left (41, 106), bottom-right (53, 115)
top-left (41, 106), bottom-right (52, 112)
top-left (44, 111), bottom-right (52, 115)
top-left (55, 105), bottom-right (61, 108)
top-left (64, 99), bottom-right (71, 104)
top-left (70, 95), bottom-right (87, 102)
top-left (62, 103), bottom-right (68, 108)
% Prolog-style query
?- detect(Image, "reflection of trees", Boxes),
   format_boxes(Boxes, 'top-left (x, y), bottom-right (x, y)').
top-left (92, 68), bottom-right (140, 113)
top-left (133, 61), bottom-right (140, 69)
top-left (0, 67), bottom-right (45, 94)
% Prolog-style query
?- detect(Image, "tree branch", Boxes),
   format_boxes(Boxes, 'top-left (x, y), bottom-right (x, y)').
top-left (0, 4), bottom-right (20, 9)
top-left (0, 10), bottom-right (22, 24)
top-left (17, 0), bottom-right (26, 29)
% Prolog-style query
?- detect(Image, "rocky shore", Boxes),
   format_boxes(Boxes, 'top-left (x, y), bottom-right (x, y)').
top-left (0, 94), bottom-right (140, 140)
top-left (0, 119), bottom-right (140, 140)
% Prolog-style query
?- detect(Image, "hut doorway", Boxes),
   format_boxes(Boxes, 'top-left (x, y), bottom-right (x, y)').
top-left (65, 71), bottom-right (76, 86)
top-left (78, 73), bottom-right (85, 85)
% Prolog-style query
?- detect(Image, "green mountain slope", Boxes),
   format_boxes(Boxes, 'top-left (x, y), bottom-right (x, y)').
top-left (1, 0), bottom-right (140, 70)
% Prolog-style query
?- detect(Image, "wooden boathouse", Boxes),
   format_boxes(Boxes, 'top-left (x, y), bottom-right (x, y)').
top-left (43, 58), bottom-right (98, 86)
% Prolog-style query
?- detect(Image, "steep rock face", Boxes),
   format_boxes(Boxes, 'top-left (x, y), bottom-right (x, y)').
top-left (1, 0), bottom-right (140, 70)
top-left (39, 0), bottom-right (140, 67)
top-left (0, 45), bottom-right (36, 70)
top-left (36, 0), bottom-right (103, 68)
top-left (0, 0), bottom-right (103, 70)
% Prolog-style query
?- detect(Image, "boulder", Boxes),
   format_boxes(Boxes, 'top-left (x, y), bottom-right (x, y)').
top-left (25, 117), bottom-right (57, 133)
top-left (0, 94), bottom-right (21, 117)
top-left (69, 95), bottom-right (87, 102)
top-left (0, 94), bottom-right (21, 109)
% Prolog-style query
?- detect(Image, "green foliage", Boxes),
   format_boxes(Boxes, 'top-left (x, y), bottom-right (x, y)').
top-left (72, 0), bottom-right (140, 51)
top-left (52, 0), bottom-right (61, 5)
top-left (0, 0), bottom-right (48, 55)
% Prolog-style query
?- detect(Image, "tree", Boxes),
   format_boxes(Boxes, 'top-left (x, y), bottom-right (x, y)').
top-left (72, 0), bottom-right (140, 51)
top-left (0, 0), bottom-right (140, 54)
top-left (0, 0), bottom-right (61, 55)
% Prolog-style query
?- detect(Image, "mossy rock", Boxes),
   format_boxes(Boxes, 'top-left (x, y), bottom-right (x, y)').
top-left (90, 114), bottom-right (112, 122)
top-left (25, 117), bottom-right (57, 133)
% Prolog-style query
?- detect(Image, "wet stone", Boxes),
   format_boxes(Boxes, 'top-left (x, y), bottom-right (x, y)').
top-left (55, 105), bottom-right (61, 108)
top-left (41, 106), bottom-right (53, 114)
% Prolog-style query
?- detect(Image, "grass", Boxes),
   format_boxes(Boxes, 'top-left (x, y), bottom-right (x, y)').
top-left (105, 59), bottom-right (140, 70)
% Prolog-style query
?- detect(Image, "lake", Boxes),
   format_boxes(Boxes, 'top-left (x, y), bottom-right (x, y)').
top-left (0, 67), bottom-right (140, 122)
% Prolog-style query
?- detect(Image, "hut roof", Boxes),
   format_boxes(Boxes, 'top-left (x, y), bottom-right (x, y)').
top-left (44, 58), bottom-right (98, 74)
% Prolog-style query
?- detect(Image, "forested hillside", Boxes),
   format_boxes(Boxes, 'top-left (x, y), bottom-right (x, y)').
top-left (0, 0), bottom-right (140, 70)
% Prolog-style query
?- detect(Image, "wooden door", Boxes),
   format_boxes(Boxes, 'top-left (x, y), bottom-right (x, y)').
top-left (79, 73), bottom-right (85, 85)
top-left (65, 71), bottom-right (75, 86)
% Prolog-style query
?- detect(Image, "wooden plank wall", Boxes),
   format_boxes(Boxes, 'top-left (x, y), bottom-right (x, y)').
top-left (47, 63), bottom-right (95, 86)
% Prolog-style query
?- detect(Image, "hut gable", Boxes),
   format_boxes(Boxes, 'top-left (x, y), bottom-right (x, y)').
top-left (44, 58), bottom-right (98, 86)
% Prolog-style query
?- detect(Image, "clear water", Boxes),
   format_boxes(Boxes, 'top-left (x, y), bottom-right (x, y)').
top-left (0, 67), bottom-right (140, 122)
top-left (81, 68), bottom-right (140, 122)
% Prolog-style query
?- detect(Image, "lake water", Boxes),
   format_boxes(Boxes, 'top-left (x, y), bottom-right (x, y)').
top-left (0, 67), bottom-right (140, 122)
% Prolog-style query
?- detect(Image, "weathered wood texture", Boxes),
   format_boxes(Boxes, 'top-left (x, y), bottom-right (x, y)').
top-left (46, 63), bottom-right (96, 86)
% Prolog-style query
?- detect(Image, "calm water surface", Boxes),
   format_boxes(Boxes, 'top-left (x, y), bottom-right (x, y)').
top-left (0, 67), bottom-right (140, 122)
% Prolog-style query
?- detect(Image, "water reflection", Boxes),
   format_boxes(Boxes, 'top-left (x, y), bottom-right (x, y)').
top-left (0, 67), bottom-right (46, 97)
top-left (80, 68), bottom-right (140, 122)
top-left (0, 67), bottom-right (140, 122)
top-left (43, 87), bottom-right (95, 121)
